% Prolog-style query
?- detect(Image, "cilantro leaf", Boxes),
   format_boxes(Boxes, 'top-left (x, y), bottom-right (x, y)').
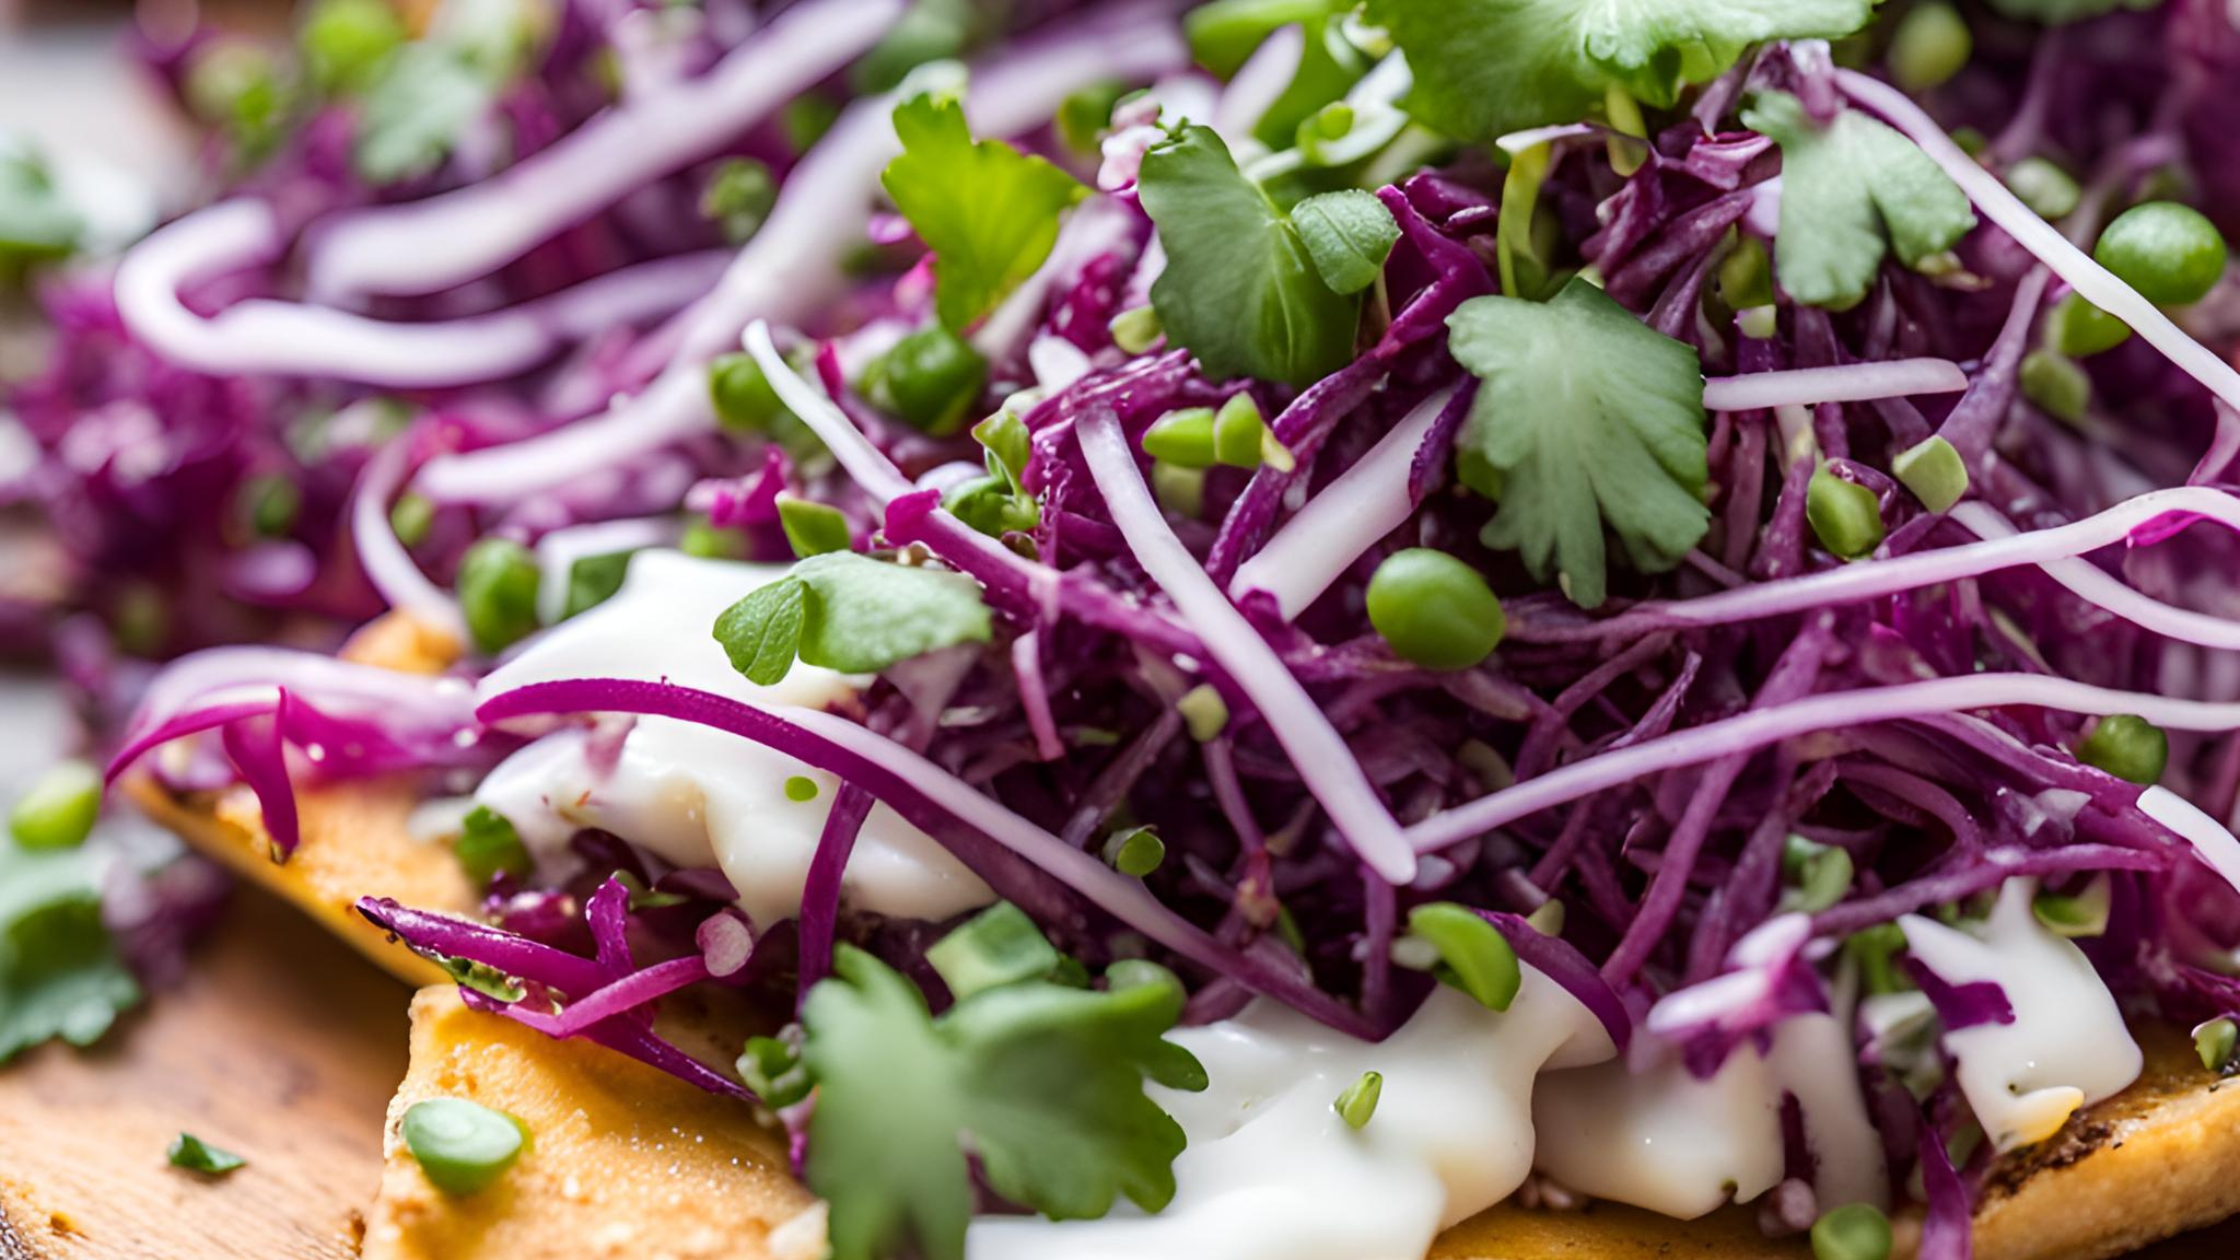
top-left (1138, 125), bottom-right (1360, 387)
top-left (882, 91), bottom-right (1087, 332)
top-left (1447, 277), bottom-right (1710, 609)
top-left (0, 842), bottom-right (142, 1064)
top-left (168, 1133), bottom-right (247, 1176)
top-left (1743, 92), bottom-right (1977, 310)
top-left (1367, 0), bottom-right (1873, 138)
top-left (354, 43), bottom-right (501, 185)
top-left (713, 553), bottom-right (991, 686)
top-left (803, 943), bottom-right (1204, 1260)
top-left (1290, 190), bottom-right (1399, 295)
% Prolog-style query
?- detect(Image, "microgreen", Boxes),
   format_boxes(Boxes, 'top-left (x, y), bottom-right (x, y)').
top-left (1138, 125), bottom-right (1360, 386)
top-left (713, 552), bottom-right (992, 685)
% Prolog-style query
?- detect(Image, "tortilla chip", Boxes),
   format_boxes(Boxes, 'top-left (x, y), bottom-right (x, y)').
top-left (365, 987), bottom-right (815, 1260)
top-left (1969, 1024), bottom-right (2240, 1260)
top-left (126, 612), bottom-right (475, 989)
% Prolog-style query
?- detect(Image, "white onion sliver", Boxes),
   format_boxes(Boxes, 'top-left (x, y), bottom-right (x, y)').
top-left (1549, 486), bottom-right (2240, 646)
top-left (1701, 358), bottom-right (1968, 413)
top-left (409, 10), bottom-right (1191, 507)
top-left (1079, 407), bottom-right (1417, 884)
top-left (307, 0), bottom-right (901, 301)
top-left (1405, 672), bottom-right (2240, 863)
top-left (352, 438), bottom-right (468, 642)
top-left (117, 206), bottom-right (728, 388)
top-left (2138, 786), bottom-right (2240, 897)
top-left (744, 320), bottom-right (915, 501)
top-left (1231, 385), bottom-right (1457, 621)
top-left (1836, 69), bottom-right (2240, 414)
top-left (1949, 501), bottom-right (2240, 652)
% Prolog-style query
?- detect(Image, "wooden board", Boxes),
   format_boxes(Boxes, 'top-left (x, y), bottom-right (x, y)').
top-left (0, 883), bottom-right (408, 1260)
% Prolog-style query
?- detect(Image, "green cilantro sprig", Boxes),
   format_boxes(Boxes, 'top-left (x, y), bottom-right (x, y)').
top-left (1137, 125), bottom-right (1362, 386)
top-left (1367, 0), bottom-right (1873, 139)
top-left (882, 90), bottom-right (1088, 332)
top-left (713, 552), bottom-right (992, 686)
top-left (1447, 277), bottom-right (1711, 609)
top-left (1744, 92), bottom-right (1977, 310)
top-left (803, 933), bottom-right (1206, 1260)
top-left (0, 841), bottom-right (142, 1064)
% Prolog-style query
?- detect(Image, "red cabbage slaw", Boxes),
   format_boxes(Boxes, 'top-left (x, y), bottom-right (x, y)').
top-left (20, 0), bottom-right (2240, 1253)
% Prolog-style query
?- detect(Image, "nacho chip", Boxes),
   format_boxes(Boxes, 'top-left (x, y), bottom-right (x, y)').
top-left (126, 613), bottom-right (475, 989)
top-left (366, 987), bottom-right (814, 1260)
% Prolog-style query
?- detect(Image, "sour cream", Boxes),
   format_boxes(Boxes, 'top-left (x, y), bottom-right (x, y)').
top-left (1532, 1009), bottom-right (1886, 1219)
top-left (1899, 878), bottom-right (2140, 1151)
top-left (968, 972), bottom-right (1615, 1260)
top-left (474, 550), bottom-right (993, 926)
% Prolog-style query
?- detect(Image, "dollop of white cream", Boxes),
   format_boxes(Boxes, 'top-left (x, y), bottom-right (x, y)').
top-left (474, 550), bottom-right (993, 926)
top-left (1531, 1010), bottom-right (1886, 1220)
top-left (967, 973), bottom-right (1615, 1260)
top-left (1899, 877), bottom-right (2141, 1152)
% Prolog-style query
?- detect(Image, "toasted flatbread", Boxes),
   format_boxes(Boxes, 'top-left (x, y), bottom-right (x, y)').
top-left (135, 616), bottom-right (2240, 1260)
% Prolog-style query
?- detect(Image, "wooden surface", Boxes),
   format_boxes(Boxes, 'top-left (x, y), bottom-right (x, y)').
top-left (0, 883), bottom-right (409, 1260)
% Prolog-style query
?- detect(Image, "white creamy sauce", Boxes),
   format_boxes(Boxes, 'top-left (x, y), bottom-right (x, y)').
top-left (1532, 1009), bottom-right (1886, 1219)
top-left (474, 550), bottom-right (993, 927)
top-left (968, 974), bottom-right (1614, 1260)
top-left (1899, 878), bottom-right (2141, 1151)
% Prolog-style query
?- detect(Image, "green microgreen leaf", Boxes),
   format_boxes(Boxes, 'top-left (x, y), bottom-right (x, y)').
top-left (925, 902), bottom-right (1064, 1001)
top-left (802, 944), bottom-right (1205, 1260)
top-left (1366, 0), bottom-right (1873, 139)
top-left (882, 90), bottom-right (1087, 332)
top-left (1290, 189), bottom-right (1399, 296)
top-left (1404, 902), bottom-right (1520, 1010)
top-left (1137, 125), bottom-right (1361, 387)
top-left (454, 804), bottom-right (532, 885)
top-left (776, 494), bottom-right (853, 558)
top-left (1743, 92), bottom-right (1977, 310)
top-left (1446, 277), bottom-right (1711, 609)
top-left (712, 553), bottom-right (991, 686)
top-left (562, 551), bottom-right (635, 620)
top-left (168, 1133), bottom-right (247, 1176)
top-left (0, 841), bottom-right (142, 1065)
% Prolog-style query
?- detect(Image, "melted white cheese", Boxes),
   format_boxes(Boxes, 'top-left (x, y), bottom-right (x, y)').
top-left (967, 974), bottom-right (1614, 1260)
top-left (1899, 878), bottom-right (2141, 1151)
top-left (474, 550), bottom-right (993, 926)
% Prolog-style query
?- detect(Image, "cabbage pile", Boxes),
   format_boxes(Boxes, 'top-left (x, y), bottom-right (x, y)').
top-left (13, 1), bottom-right (2240, 1258)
